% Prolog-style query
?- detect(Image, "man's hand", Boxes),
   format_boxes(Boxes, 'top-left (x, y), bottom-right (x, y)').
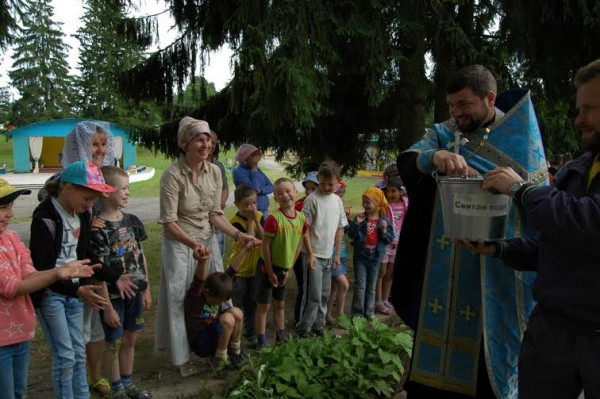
top-left (76, 285), bottom-right (109, 310)
top-left (116, 274), bottom-right (138, 299)
top-left (433, 150), bottom-right (478, 177)
top-left (456, 240), bottom-right (497, 257)
top-left (482, 167), bottom-right (524, 195)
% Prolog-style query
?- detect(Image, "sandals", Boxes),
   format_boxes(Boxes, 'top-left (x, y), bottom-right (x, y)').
top-left (375, 302), bottom-right (392, 315)
top-left (383, 301), bottom-right (396, 314)
top-left (90, 378), bottom-right (111, 398)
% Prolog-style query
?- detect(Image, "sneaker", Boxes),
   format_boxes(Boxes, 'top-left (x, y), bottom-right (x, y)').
top-left (375, 302), bottom-right (392, 315)
top-left (275, 330), bottom-right (289, 344)
top-left (313, 328), bottom-right (324, 338)
top-left (208, 357), bottom-right (231, 379)
top-left (229, 352), bottom-right (245, 370)
top-left (245, 336), bottom-right (259, 349)
top-left (296, 330), bottom-right (311, 339)
top-left (125, 384), bottom-right (152, 399)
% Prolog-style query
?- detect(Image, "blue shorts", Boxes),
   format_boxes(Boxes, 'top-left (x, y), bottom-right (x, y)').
top-left (256, 264), bottom-right (288, 304)
top-left (100, 292), bottom-right (145, 342)
top-left (332, 257), bottom-right (348, 277)
top-left (190, 318), bottom-right (223, 358)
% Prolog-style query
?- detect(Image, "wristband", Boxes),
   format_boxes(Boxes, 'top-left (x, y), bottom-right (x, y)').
top-left (233, 230), bottom-right (241, 241)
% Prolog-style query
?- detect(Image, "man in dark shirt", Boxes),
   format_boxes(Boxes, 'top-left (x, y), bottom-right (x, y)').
top-left (467, 58), bottom-right (600, 398)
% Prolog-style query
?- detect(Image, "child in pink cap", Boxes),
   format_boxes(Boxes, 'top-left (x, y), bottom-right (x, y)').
top-left (232, 144), bottom-right (273, 217)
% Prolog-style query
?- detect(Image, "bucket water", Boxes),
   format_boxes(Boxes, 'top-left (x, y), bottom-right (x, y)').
top-left (435, 174), bottom-right (512, 241)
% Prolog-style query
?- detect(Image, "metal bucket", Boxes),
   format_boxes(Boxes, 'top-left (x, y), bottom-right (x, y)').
top-left (435, 174), bottom-right (512, 241)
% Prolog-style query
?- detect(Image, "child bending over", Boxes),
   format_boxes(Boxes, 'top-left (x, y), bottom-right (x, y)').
top-left (184, 247), bottom-right (244, 378)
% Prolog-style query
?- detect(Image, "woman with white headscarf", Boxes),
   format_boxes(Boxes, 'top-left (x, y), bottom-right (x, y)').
top-left (154, 117), bottom-right (255, 377)
top-left (61, 121), bottom-right (116, 168)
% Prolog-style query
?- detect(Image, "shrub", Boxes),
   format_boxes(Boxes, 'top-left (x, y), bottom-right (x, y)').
top-left (226, 316), bottom-right (413, 398)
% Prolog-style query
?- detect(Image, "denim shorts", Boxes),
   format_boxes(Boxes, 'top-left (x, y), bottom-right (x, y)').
top-left (83, 305), bottom-right (105, 343)
top-left (190, 318), bottom-right (223, 358)
top-left (256, 264), bottom-right (288, 303)
top-left (332, 257), bottom-right (348, 277)
top-left (100, 292), bottom-right (145, 342)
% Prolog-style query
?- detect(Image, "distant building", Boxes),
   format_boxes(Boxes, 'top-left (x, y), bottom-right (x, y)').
top-left (7, 119), bottom-right (136, 173)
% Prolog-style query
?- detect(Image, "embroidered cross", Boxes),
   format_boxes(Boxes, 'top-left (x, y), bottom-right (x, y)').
top-left (429, 298), bottom-right (443, 315)
top-left (436, 236), bottom-right (451, 251)
top-left (459, 305), bottom-right (476, 322)
top-left (447, 131), bottom-right (469, 154)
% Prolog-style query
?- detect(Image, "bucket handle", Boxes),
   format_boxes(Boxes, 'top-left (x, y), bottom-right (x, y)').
top-left (431, 171), bottom-right (483, 180)
top-left (432, 171), bottom-right (504, 195)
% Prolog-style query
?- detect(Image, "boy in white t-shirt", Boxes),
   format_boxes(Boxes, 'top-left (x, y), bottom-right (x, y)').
top-left (296, 160), bottom-right (348, 337)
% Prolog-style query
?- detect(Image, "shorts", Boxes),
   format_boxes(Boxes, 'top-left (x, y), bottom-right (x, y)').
top-left (381, 243), bottom-right (398, 264)
top-left (256, 264), bottom-right (288, 304)
top-left (99, 292), bottom-right (145, 343)
top-left (83, 305), bottom-right (105, 343)
top-left (190, 318), bottom-right (223, 358)
top-left (332, 257), bottom-right (348, 277)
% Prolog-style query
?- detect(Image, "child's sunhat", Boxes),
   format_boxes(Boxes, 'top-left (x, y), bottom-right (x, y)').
top-left (235, 143), bottom-right (260, 162)
top-left (302, 171), bottom-right (319, 187)
top-left (60, 161), bottom-right (116, 193)
top-left (381, 176), bottom-right (405, 190)
top-left (0, 178), bottom-right (31, 205)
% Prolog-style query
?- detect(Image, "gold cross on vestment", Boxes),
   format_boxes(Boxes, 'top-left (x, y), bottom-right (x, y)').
top-left (459, 305), bottom-right (476, 322)
top-left (429, 298), bottom-right (443, 315)
top-left (436, 236), bottom-right (451, 251)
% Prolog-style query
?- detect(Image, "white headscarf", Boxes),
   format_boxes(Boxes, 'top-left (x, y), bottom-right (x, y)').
top-left (177, 117), bottom-right (211, 151)
top-left (61, 121), bottom-right (116, 167)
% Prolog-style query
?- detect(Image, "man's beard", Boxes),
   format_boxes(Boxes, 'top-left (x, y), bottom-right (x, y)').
top-left (582, 128), bottom-right (600, 154)
top-left (456, 107), bottom-right (490, 133)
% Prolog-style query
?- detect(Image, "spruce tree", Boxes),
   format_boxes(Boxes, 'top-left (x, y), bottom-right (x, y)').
top-left (8, 0), bottom-right (73, 125)
top-left (75, 0), bottom-right (161, 130)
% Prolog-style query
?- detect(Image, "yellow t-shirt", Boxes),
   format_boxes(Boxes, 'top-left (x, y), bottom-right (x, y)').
top-left (228, 212), bottom-right (263, 277)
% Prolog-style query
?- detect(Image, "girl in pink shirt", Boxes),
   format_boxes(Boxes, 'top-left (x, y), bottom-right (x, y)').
top-left (375, 176), bottom-right (409, 315)
top-left (0, 178), bottom-right (94, 399)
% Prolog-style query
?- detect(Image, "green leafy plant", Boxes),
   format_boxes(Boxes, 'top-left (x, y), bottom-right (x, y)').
top-left (227, 316), bottom-right (413, 398)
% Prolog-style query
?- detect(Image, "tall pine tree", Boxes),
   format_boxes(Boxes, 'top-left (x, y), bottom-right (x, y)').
top-left (9, 0), bottom-right (73, 125)
top-left (75, 0), bottom-right (161, 130)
